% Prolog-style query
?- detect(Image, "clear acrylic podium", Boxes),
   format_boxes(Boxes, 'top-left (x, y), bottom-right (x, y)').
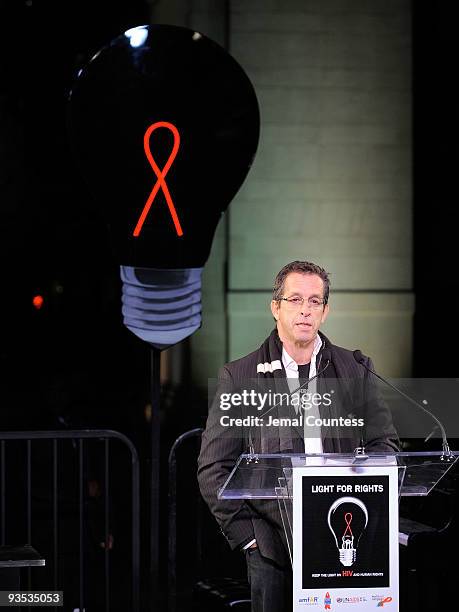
top-left (218, 451), bottom-right (459, 566)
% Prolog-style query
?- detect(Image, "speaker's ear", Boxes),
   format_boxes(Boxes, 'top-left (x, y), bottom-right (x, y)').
top-left (271, 300), bottom-right (280, 321)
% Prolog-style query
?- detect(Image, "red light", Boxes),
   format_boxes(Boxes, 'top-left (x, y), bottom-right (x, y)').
top-left (32, 295), bottom-right (44, 310)
top-left (133, 121), bottom-right (183, 237)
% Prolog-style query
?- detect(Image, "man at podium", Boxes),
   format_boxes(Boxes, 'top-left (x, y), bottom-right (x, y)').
top-left (198, 260), bottom-right (398, 612)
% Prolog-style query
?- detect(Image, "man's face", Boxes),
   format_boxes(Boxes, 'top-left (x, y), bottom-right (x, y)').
top-left (270, 272), bottom-right (329, 345)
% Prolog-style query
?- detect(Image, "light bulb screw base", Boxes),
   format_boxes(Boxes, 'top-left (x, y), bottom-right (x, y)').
top-left (339, 547), bottom-right (356, 567)
top-left (120, 266), bottom-right (203, 349)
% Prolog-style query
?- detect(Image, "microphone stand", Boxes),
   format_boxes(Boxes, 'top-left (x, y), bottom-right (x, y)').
top-left (354, 351), bottom-right (454, 462)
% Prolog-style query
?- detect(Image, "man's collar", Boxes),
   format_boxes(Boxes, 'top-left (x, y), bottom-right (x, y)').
top-left (281, 334), bottom-right (323, 369)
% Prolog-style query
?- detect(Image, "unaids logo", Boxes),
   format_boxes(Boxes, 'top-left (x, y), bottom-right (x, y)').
top-left (324, 592), bottom-right (332, 609)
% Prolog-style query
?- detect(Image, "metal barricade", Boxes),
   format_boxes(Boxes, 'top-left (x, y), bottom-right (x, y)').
top-left (168, 427), bottom-right (203, 612)
top-left (0, 430), bottom-right (140, 612)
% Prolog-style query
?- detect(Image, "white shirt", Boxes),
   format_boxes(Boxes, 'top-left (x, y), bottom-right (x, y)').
top-left (281, 333), bottom-right (323, 382)
top-left (282, 335), bottom-right (324, 455)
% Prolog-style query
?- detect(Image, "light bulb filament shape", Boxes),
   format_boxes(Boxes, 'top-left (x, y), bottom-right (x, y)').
top-left (343, 512), bottom-right (353, 538)
top-left (133, 121), bottom-right (183, 237)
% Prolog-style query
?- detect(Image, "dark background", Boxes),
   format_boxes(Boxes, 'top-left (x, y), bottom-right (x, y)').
top-left (412, 2), bottom-right (459, 375)
top-left (1, 0), bottom-right (456, 422)
top-left (1, 2), bottom-right (456, 426)
top-left (0, 1), bottom-right (458, 609)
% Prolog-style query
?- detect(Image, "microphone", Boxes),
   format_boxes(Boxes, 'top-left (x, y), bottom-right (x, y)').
top-left (353, 350), bottom-right (453, 460)
top-left (247, 348), bottom-right (332, 459)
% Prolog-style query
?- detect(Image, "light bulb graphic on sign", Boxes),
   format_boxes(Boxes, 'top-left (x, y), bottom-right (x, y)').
top-left (327, 496), bottom-right (368, 567)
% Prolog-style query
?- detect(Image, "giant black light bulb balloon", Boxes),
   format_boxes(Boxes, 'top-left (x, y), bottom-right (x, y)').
top-left (68, 24), bottom-right (260, 349)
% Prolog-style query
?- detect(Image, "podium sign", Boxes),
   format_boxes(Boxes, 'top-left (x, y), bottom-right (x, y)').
top-left (292, 463), bottom-right (399, 611)
top-left (219, 452), bottom-right (458, 611)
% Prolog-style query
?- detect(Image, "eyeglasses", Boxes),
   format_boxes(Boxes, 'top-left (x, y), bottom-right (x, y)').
top-left (279, 296), bottom-right (326, 310)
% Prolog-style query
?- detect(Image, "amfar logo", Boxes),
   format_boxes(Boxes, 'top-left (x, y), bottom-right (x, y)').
top-left (298, 595), bottom-right (319, 605)
top-left (324, 592), bottom-right (332, 609)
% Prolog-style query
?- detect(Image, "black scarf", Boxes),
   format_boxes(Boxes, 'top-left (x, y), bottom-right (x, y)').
top-left (254, 329), bottom-right (298, 452)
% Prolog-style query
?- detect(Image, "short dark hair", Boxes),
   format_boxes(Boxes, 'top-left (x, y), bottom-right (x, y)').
top-left (272, 261), bottom-right (330, 303)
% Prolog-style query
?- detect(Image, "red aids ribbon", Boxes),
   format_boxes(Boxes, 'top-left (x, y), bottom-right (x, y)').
top-left (377, 597), bottom-right (393, 607)
top-left (132, 121), bottom-right (183, 237)
top-left (343, 512), bottom-right (353, 538)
